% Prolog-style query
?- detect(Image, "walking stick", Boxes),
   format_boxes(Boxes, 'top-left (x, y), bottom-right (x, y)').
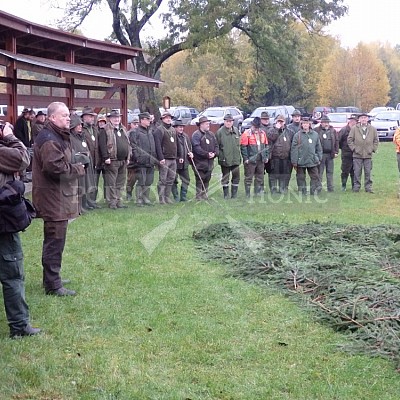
top-left (184, 137), bottom-right (208, 200)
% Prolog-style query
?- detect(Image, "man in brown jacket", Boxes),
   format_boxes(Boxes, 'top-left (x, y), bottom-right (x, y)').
top-left (32, 102), bottom-right (85, 296)
top-left (98, 109), bottom-right (130, 209)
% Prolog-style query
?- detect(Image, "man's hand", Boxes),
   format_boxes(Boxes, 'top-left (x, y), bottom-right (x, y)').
top-left (105, 158), bottom-right (111, 165)
top-left (160, 159), bottom-right (166, 165)
top-left (188, 152), bottom-right (194, 159)
top-left (208, 152), bottom-right (215, 159)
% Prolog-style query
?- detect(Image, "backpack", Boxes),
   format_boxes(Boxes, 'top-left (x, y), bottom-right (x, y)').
top-left (0, 179), bottom-right (36, 233)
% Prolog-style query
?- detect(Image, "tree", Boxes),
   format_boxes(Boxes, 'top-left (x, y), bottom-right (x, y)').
top-left (318, 43), bottom-right (390, 111)
top-left (58, 0), bottom-right (348, 115)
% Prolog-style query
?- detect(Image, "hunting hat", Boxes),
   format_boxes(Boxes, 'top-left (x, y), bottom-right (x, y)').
top-left (161, 110), bottom-right (172, 119)
top-left (224, 113), bottom-right (234, 121)
top-left (196, 116), bottom-right (211, 126)
top-left (251, 117), bottom-right (261, 128)
top-left (139, 112), bottom-right (151, 120)
top-left (36, 111), bottom-right (46, 117)
top-left (97, 114), bottom-right (107, 122)
top-left (348, 114), bottom-right (358, 120)
top-left (69, 115), bottom-right (82, 130)
top-left (301, 116), bottom-right (311, 122)
top-left (276, 114), bottom-right (286, 122)
top-left (358, 112), bottom-right (369, 118)
top-left (260, 111), bottom-right (270, 118)
top-left (22, 108), bottom-right (29, 114)
top-left (173, 119), bottom-right (185, 127)
top-left (320, 115), bottom-right (330, 122)
top-left (109, 109), bottom-right (122, 117)
top-left (292, 109), bottom-right (302, 116)
top-left (81, 106), bottom-right (97, 116)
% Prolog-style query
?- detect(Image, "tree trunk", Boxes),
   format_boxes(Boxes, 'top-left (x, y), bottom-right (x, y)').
top-left (137, 85), bottom-right (160, 119)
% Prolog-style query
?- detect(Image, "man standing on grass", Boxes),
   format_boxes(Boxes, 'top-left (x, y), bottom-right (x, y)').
top-left (347, 113), bottom-right (379, 193)
top-left (191, 116), bottom-right (219, 200)
top-left (130, 112), bottom-right (157, 206)
top-left (291, 117), bottom-right (322, 195)
top-left (338, 115), bottom-right (357, 191)
top-left (98, 109), bottom-right (130, 209)
top-left (32, 102), bottom-right (86, 296)
top-left (153, 111), bottom-right (180, 204)
top-left (0, 121), bottom-right (42, 337)
top-left (216, 114), bottom-right (241, 199)
top-left (240, 117), bottom-right (269, 198)
top-left (315, 115), bottom-right (339, 192)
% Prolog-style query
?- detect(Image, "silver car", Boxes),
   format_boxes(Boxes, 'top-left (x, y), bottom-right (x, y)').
top-left (371, 111), bottom-right (400, 141)
top-left (190, 107), bottom-right (243, 128)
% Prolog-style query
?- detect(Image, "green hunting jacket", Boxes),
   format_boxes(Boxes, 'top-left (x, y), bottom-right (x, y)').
top-left (216, 125), bottom-right (241, 167)
top-left (291, 129), bottom-right (322, 167)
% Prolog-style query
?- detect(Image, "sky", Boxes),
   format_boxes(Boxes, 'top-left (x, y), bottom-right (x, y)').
top-left (0, 0), bottom-right (400, 48)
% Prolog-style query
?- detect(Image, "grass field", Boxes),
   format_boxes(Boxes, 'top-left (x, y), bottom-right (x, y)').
top-left (1, 142), bottom-right (400, 399)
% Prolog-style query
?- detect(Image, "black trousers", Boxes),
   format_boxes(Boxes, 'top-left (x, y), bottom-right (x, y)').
top-left (174, 168), bottom-right (190, 190)
top-left (0, 232), bottom-right (30, 331)
top-left (42, 220), bottom-right (68, 292)
top-left (193, 168), bottom-right (212, 198)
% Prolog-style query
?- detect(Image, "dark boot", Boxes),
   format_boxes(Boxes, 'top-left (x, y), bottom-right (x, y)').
top-left (158, 184), bottom-right (166, 204)
top-left (245, 185), bottom-right (251, 198)
top-left (171, 184), bottom-right (179, 202)
top-left (136, 186), bottom-right (144, 207)
top-left (231, 185), bottom-right (238, 199)
top-left (164, 186), bottom-right (175, 204)
top-left (223, 186), bottom-right (229, 199)
top-left (126, 190), bottom-right (133, 201)
top-left (341, 177), bottom-right (347, 191)
top-left (142, 186), bottom-right (153, 206)
top-left (180, 187), bottom-right (188, 202)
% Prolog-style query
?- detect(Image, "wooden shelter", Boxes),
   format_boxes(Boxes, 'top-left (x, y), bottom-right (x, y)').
top-left (0, 10), bottom-right (160, 124)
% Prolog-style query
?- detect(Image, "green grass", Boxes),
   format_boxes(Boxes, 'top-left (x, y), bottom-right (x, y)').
top-left (1, 142), bottom-right (400, 399)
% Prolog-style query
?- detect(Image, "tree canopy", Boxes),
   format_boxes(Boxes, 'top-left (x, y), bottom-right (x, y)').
top-left (58, 0), bottom-right (348, 114)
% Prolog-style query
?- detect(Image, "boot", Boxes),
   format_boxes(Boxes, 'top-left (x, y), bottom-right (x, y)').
top-left (136, 186), bottom-right (144, 207)
top-left (164, 186), bottom-right (175, 204)
top-left (158, 184), bottom-right (166, 204)
top-left (126, 190), bottom-right (133, 201)
top-left (223, 186), bottom-right (229, 199)
top-left (231, 185), bottom-right (238, 199)
top-left (341, 177), bottom-right (347, 192)
top-left (142, 186), bottom-right (153, 206)
top-left (180, 187), bottom-right (188, 202)
top-left (245, 185), bottom-right (251, 198)
top-left (171, 184), bottom-right (179, 202)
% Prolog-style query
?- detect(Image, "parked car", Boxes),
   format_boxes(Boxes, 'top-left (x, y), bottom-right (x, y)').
top-left (323, 112), bottom-right (351, 132)
top-left (370, 110), bottom-right (400, 141)
top-left (369, 106), bottom-right (395, 119)
top-left (188, 107), bottom-right (199, 119)
top-left (241, 105), bottom-right (295, 132)
top-left (190, 106), bottom-right (243, 128)
top-left (167, 106), bottom-right (193, 125)
top-left (335, 106), bottom-right (361, 114)
top-left (312, 106), bottom-right (335, 121)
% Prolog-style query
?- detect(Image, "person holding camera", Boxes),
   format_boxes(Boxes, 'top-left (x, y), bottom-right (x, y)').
top-left (0, 121), bottom-right (42, 338)
top-left (32, 102), bottom-right (86, 297)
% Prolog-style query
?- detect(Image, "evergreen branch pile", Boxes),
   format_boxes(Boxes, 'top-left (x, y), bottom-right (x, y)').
top-left (193, 222), bottom-right (400, 368)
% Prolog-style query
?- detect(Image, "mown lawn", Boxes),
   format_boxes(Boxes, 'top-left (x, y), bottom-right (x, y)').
top-left (1, 142), bottom-right (399, 399)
